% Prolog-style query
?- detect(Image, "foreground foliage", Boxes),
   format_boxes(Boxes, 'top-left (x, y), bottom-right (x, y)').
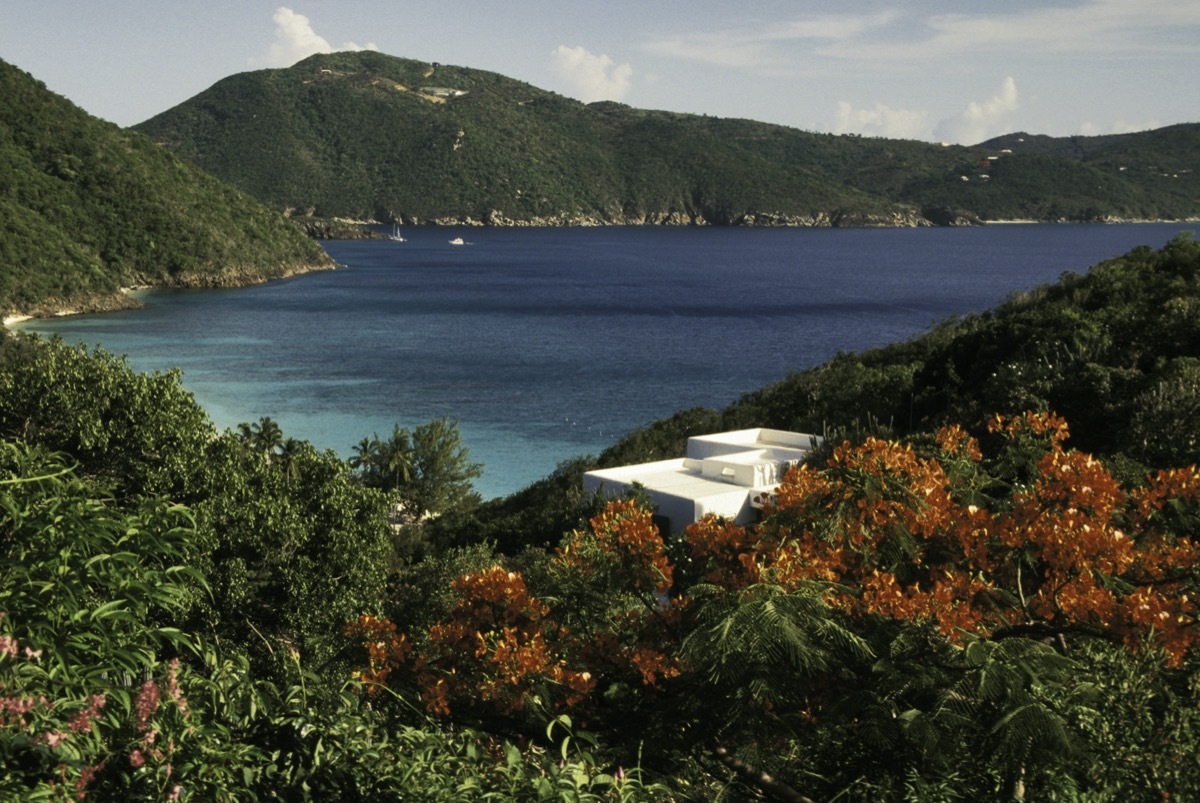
top-left (0, 444), bottom-right (667, 800)
top-left (3, 236), bottom-right (1200, 799)
top-left (0, 336), bottom-right (395, 681)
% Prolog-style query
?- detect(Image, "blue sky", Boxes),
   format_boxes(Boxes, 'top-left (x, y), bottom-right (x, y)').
top-left (2, 1), bottom-right (1197, 144)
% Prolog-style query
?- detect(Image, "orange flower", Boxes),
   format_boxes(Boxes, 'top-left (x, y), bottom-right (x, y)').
top-left (558, 499), bottom-right (674, 595)
top-left (414, 566), bottom-right (593, 715)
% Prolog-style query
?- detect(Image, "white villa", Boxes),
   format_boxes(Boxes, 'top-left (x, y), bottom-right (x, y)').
top-left (583, 428), bottom-right (822, 533)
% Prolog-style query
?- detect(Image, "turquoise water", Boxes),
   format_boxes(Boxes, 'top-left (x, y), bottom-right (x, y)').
top-left (18, 224), bottom-right (1194, 498)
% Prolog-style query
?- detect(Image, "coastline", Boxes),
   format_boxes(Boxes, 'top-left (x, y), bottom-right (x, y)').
top-left (3, 261), bottom-right (334, 329)
top-left (2, 290), bottom-right (142, 330)
top-left (315, 213), bottom-right (1200, 239)
top-left (987, 216), bottom-right (1200, 225)
top-left (7, 219), bottom-right (1195, 324)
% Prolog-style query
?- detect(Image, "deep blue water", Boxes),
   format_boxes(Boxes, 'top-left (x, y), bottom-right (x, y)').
top-left (17, 224), bottom-right (1194, 498)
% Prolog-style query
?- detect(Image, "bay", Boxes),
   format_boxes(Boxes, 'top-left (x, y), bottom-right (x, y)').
top-left (17, 223), bottom-right (1194, 499)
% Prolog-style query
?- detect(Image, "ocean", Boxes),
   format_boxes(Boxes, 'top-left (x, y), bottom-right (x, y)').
top-left (17, 223), bottom-right (1194, 498)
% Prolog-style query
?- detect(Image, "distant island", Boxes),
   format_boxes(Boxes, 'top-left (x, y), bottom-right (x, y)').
top-left (134, 51), bottom-right (1199, 230)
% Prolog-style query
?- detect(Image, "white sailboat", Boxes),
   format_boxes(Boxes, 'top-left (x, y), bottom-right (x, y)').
top-left (388, 223), bottom-right (406, 242)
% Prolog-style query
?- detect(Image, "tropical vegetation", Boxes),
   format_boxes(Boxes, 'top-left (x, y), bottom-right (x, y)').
top-left (2, 235), bottom-right (1199, 799)
top-left (0, 58), bottom-right (332, 319)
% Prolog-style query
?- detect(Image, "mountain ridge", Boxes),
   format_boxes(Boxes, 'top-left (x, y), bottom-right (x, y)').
top-left (133, 51), bottom-right (1200, 228)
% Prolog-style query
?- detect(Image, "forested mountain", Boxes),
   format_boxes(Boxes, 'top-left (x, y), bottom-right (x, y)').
top-left (134, 50), bottom-right (1199, 227)
top-left (133, 51), bottom-right (906, 227)
top-left (0, 59), bottom-right (332, 318)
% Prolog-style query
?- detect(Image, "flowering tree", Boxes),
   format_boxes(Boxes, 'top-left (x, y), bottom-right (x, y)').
top-left (684, 413), bottom-right (1200, 797)
top-left (738, 413), bottom-right (1200, 664)
top-left (413, 566), bottom-right (593, 717)
top-left (348, 410), bottom-right (1200, 798)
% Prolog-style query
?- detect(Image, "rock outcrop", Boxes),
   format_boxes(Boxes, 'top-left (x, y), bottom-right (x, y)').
top-left (369, 206), bottom-right (939, 230)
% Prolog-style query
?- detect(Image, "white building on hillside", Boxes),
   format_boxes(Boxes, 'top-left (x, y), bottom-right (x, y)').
top-left (583, 428), bottom-right (822, 533)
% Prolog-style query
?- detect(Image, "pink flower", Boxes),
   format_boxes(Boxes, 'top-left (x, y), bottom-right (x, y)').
top-left (0, 694), bottom-right (41, 722)
top-left (165, 659), bottom-right (190, 718)
top-left (67, 695), bottom-right (106, 734)
top-left (129, 749), bottom-right (145, 768)
top-left (134, 680), bottom-right (160, 731)
top-left (38, 730), bottom-right (69, 748)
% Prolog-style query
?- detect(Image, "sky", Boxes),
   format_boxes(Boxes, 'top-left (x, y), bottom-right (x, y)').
top-left (2, 1), bottom-right (1198, 145)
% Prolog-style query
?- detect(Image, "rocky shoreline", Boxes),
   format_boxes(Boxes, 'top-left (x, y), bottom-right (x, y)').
top-left (290, 217), bottom-right (388, 240)
top-left (304, 207), bottom-right (943, 235)
top-left (4, 259), bottom-right (335, 326)
top-left (4, 291), bottom-right (143, 327)
top-left (302, 208), bottom-right (1199, 239)
top-left (396, 207), bottom-right (937, 228)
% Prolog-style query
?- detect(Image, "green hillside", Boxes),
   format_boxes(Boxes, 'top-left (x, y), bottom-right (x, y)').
top-left (0, 59), bottom-right (333, 318)
top-left (130, 52), bottom-right (919, 226)
top-left (680, 118), bottom-right (1200, 223)
top-left (134, 51), bottom-right (1199, 227)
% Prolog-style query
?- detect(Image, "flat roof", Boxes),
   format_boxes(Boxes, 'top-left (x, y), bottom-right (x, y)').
top-left (585, 458), bottom-right (743, 501)
top-left (583, 429), bottom-right (822, 529)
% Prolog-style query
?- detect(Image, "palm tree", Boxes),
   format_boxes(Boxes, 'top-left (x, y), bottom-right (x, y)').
top-left (235, 421), bottom-right (255, 453)
top-left (350, 435), bottom-right (381, 483)
top-left (278, 437), bottom-right (305, 483)
top-left (379, 424), bottom-right (415, 491)
top-left (250, 416), bottom-right (284, 461)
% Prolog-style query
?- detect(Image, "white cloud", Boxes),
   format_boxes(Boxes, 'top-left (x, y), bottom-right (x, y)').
top-left (550, 45), bottom-right (632, 103)
top-left (260, 7), bottom-right (378, 68)
top-left (832, 101), bottom-right (930, 140)
top-left (831, 1), bottom-right (1200, 61)
top-left (934, 77), bottom-right (1020, 145)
